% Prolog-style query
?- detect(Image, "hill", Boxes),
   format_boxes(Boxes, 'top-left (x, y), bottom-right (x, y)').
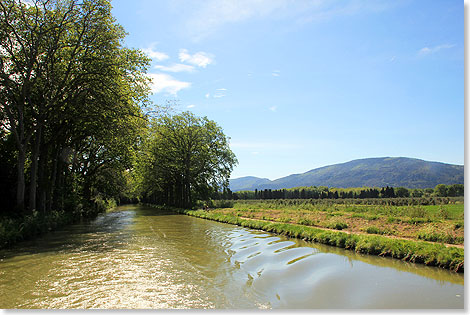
top-left (229, 157), bottom-right (464, 191)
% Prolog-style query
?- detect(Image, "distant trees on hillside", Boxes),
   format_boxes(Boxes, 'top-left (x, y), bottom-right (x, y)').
top-left (214, 184), bottom-right (463, 201)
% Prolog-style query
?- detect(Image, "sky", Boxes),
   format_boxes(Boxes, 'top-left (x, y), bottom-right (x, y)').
top-left (111, 0), bottom-right (464, 180)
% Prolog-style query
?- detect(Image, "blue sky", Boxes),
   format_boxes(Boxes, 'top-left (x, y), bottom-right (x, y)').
top-left (111, 0), bottom-right (463, 180)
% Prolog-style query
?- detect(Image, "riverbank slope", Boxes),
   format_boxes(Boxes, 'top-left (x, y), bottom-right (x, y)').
top-left (176, 208), bottom-right (464, 272)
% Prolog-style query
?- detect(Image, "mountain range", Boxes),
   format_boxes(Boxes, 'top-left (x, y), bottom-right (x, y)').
top-left (229, 157), bottom-right (464, 191)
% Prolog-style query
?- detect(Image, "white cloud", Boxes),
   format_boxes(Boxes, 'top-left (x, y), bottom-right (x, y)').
top-left (269, 106), bottom-right (277, 112)
top-left (148, 73), bottom-right (191, 96)
top-left (179, 49), bottom-right (214, 68)
top-left (419, 44), bottom-right (455, 55)
top-left (187, 104), bottom-right (196, 108)
top-left (216, 88), bottom-right (227, 91)
top-left (142, 47), bottom-right (169, 61)
top-left (154, 63), bottom-right (195, 73)
top-left (272, 70), bottom-right (281, 77)
top-left (205, 93), bottom-right (210, 98)
top-left (213, 93), bottom-right (226, 98)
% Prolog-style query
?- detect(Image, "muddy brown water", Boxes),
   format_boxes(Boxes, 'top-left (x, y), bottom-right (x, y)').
top-left (0, 205), bottom-right (463, 309)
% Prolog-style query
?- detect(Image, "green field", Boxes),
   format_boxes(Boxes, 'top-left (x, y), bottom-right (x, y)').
top-left (181, 198), bottom-right (464, 272)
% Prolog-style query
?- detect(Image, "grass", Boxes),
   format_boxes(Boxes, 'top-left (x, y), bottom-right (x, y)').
top-left (215, 200), bottom-right (464, 246)
top-left (179, 208), bottom-right (464, 272)
top-left (0, 199), bottom-right (115, 249)
top-left (0, 210), bottom-right (80, 249)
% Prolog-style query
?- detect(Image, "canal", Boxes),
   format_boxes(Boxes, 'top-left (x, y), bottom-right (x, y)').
top-left (0, 205), bottom-right (463, 309)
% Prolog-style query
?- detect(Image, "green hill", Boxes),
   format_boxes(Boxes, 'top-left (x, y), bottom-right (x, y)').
top-left (230, 157), bottom-right (464, 191)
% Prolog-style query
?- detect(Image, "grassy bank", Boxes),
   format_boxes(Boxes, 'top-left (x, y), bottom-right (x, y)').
top-left (212, 199), bottom-right (464, 246)
top-left (0, 199), bottom-right (116, 250)
top-left (178, 208), bottom-right (464, 272)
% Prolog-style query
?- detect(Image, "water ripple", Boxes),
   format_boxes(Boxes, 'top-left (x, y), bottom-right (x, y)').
top-left (0, 205), bottom-right (464, 309)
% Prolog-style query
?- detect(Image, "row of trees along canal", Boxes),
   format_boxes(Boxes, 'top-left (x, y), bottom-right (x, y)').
top-left (215, 184), bottom-right (464, 201)
top-left (0, 0), bottom-right (237, 223)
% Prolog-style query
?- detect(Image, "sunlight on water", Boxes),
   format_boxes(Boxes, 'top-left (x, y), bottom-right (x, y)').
top-left (0, 205), bottom-right (464, 309)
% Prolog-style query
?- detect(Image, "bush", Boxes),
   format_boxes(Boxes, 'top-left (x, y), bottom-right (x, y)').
top-left (325, 221), bottom-right (348, 230)
top-left (365, 226), bottom-right (393, 235)
top-left (296, 218), bottom-right (316, 226)
top-left (416, 228), bottom-right (464, 245)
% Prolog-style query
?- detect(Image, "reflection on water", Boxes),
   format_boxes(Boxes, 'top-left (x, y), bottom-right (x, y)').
top-left (0, 205), bottom-right (464, 309)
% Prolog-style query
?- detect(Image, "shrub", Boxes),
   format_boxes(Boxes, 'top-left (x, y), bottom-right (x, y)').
top-left (365, 226), bottom-right (393, 235)
top-left (454, 221), bottom-right (464, 229)
top-left (326, 221), bottom-right (348, 230)
top-left (408, 206), bottom-right (427, 218)
top-left (416, 227), bottom-right (464, 245)
top-left (296, 218), bottom-right (316, 226)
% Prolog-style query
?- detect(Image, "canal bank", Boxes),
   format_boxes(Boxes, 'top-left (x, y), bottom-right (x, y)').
top-left (174, 207), bottom-right (464, 272)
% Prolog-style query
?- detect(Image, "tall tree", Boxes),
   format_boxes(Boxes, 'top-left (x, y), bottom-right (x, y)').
top-left (139, 112), bottom-right (237, 208)
top-left (0, 0), bottom-right (151, 214)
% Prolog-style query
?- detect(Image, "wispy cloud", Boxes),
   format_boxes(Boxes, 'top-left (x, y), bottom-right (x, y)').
top-left (205, 93), bottom-right (210, 98)
top-left (269, 106), bottom-right (277, 112)
top-left (180, 0), bottom-right (395, 41)
top-left (179, 49), bottom-right (214, 68)
top-left (231, 141), bottom-right (300, 150)
top-left (187, 104), bottom-right (196, 108)
top-left (213, 93), bottom-right (226, 98)
top-left (419, 44), bottom-right (455, 55)
top-left (154, 63), bottom-right (195, 72)
top-left (272, 70), bottom-right (281, 77)
top-left (142, 47), bottom-right (169, 62)
top-left (148, 73), bottom-right (191, 96)
top-left (183, 0), bottom-right (290, 41)
top-left (216, 88), bottom-right (228, 91)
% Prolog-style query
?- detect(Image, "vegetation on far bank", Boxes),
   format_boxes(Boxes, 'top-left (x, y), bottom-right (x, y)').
top-left (201, 198), bottom-right (464, 245)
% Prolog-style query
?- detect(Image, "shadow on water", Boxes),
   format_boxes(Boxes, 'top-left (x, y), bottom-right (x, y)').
top-left (0, 205), bottom-right (186, 261)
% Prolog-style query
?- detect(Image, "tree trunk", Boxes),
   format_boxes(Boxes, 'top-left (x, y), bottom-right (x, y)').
top-left (48, 149), bottom-right (60, 212)
top-left (37, 140), bottom-right (49, 212)
top-left (16, 147), bottom-right (26, 213)
top-left (28, 125), bottom-right (42, 212)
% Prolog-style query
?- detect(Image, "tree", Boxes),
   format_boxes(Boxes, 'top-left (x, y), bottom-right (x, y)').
top-left (0, 0), bottom-right (151, 214)
top-left (434, 184), bottom-right (447, 197)
top-left (138, 112), bottom-right (237, 208)
top-left (395, 187), bottom-right (410, 198)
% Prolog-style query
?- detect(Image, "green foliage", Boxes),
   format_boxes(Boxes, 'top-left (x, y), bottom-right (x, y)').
top-left (365, 226), bottom-right (393, 235)
top-left (325, 221), bottom-right (348, 230)
top-left (136, 112), bottom-right (237, 208)
top-left (416, 227), bottom-right (464, 245)
top-left (222, 184), bottom-right (463, 202)
top-left (0, 0), bottom-right (151, 217)
top-left (180, 209), bottom-right (464, 272)
top-left (296, 218), bottom-right (316, 226)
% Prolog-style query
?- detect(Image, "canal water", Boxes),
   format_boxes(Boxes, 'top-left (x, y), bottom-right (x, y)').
top-left (0, 205), bottom-right (463, 309)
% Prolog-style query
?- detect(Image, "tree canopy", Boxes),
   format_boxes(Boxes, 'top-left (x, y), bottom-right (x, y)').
top-left (0, 0), bottom-right (151, 215)
top-left (135, 112), bottom-right (237, 208)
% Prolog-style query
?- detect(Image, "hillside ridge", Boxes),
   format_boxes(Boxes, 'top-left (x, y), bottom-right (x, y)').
top-left (229, 157), bottom-right (464, 191)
